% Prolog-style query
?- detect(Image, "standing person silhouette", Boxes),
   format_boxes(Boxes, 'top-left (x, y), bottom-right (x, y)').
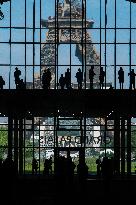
top-left (89, 65), bottom-right (96, 89)
top-left (128, 69), bottom-right (136, 89)
top-left (99, 67), bottom-right (105, 89)
top-left (75, 68), bottom-right (83, 89)
top-left (118, 67), bottom-right (124, 89)
top-left (96, 156), bottom-right (101, 177)
top-left (59, 74), bottom-right (65, 89)
top-left (42, 68), bottom-right (52, 89)
top-left (32, 158), bottom-right (38, 175)
top-left (0, 76), bottom-right (5, 89)
top-left (42, 69), bottom-right (47, 89)
top-left (46, 68), bottom-right (52, 89)
top-left (14, 67), bottom-right (21, 89)
top-left (65, 68), bottom-right (71, 89)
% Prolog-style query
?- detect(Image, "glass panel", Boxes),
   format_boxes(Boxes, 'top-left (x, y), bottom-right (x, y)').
top-left (0, 130), bottom-right (8, 146)
top-left (85, 148), bottom-right (98, 174)
top-left (0, 148), bottom-right (8, 160)
top-left (42, 148), bottom-right (54, 175)
top-left (131, 148), bottom-right (136, 174)
top-left (70, 151), bottom-right (79, 173)
top-left (57, 136), bottom-right (81, 147)
top-left (24, 148), bottom-right (33, 174)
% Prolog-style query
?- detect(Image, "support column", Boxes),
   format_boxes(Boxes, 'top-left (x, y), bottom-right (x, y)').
top-left (14, 118), bottom-right (18, 173)
top-left (79, 148), bottom-right (85, 167)
top-left (127, 117), bottom-right (131, 176)
top-left (114, 115), bottom-right (120, 176)
top-left (19, 118), bottom-right (23, 175)
top-left (8, 115), bottom-right (13, 160)
top-left (121, 118), bottom-right (125, 176)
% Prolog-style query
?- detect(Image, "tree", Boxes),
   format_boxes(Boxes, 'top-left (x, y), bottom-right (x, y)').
top-left (131, 127), bottom-right (136, 159)
top-left (0, 128), bottom-right (8, 159)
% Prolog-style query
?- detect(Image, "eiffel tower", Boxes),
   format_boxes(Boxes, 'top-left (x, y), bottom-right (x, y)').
top-left (34, 0), bottom-right (100, 89)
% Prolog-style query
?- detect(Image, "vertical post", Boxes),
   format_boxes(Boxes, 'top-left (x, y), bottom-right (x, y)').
top-left (14, 118), bottom-right (18, 173)
top-left (19, 118), bottom-right (23, 175)
top-left (54, 147), bottom-right (59, 176)
top-left (127, 117), bottom-right (131, 176)
top-left (79, 147), bottom-right (85, 167)
top-left (114, 114), bottom-right (120, 175)
top-left (104, 118), bottom-right (107, 157)
top-left (121, 118), bottom-right (125, 176)
top-left (8, 115), bottom-right (13, 160)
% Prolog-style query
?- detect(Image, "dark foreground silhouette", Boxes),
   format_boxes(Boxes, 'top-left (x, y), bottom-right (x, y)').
top-left (0, 155), bottom-right (135, 204)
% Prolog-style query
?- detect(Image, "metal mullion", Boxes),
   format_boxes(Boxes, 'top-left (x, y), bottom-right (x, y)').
top-left (70, 0), bottom-right (71, 86)
top-left (81, 0), bottom-right (84, 88)
top-left (129, 0), bottom-right (132, 89)
top-left (83, 114), bottom-right (86, 148)
top-left (114, 0), bottom-right (117, 89)
top-left (24, 118), bottom-right (26, 174)
top-left (100, 0), bottom-right (102, 89)
top-left (33, 0), bottom-right (35, 89)
top-left (40, 0), bottom-right (42, 86)
top-left (55, 0), bottom-right (57, 89)
top-left (104, 117), bottom-right (107, 156)
top-left (84, 0), bottom-right (87, 89)
top-left (3, 63), bottom-right (136, 67)
top-left (105, 0), bottom-right (107, 89)
top-left (25, 0), bottom-right (27, 87)
top-left (57, 0), bottom-right (59, 89)
top-left (3, 41), bottom-right (133, 45)
top-left (54, 114), bottom-right (56, 174)
top-left (39, 119), bottom-right (40, 174)
top-left (32, 117), bottom-right (34, 161)
top-left (9, 0), bottom-right (11, 89)
top-left (1, 26), bottom-right (135, 30)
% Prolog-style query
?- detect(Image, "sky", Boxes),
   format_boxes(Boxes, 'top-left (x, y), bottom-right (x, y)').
top-left (0, 0), bottom-right (136, 88)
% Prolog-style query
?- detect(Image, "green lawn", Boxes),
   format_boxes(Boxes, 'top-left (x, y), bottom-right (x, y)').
top-left (24, 157), bottom-right (136, 174)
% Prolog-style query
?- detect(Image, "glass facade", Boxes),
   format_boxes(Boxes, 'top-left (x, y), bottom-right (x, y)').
top-left (0, 0), bottom-right (135, 176)
top-left (0, 0), bottom-right (136, 89)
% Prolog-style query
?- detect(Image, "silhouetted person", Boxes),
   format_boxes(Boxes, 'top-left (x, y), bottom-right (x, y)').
top-left (59, 74), bottom-right (65, 89)
top-left (65, 68), bottom-right (71, 89)
top-left (128, 69), bottom-right (136, 89)
top-left (101, 156), bottom-right (114, 194)
top-left (89, 65), bottom-right (96, 89)
top-left (77, 162), bottom-right (88, 184)
top-left (66, 156), bottom-right (75, 185)
top-left (42, 68), bottom-right (52, 89)
top-left (75, 68), bottom-right (83, 89)
top-left (109, 84), bottom-right (114, 90)
top-left (1, 156), bottom-right (17, 201)
top-left (96, 156), bottom-right (101, 177)
top-left (42, 69), bottom-right (48, 89)
top-left (14, 67), bottom-right (21, 89)
top-left (32, 158), bottom-right (38, 175)
top-left (49, 156), bottom-right (52, 174)
top-left (43, 159), bottom-right (50, 176)
top-left (0, 76), bottom-right (5, 89)
top-left (46, 68), bottom-right (52, 89)
top-left (18, 79), bottom-right (25, 89)
top-left (55, 156), bottom-right (67, 186)
top-left (99, 67), bottom-right (105, 89)
top-left (118, 67), bottom-right (124, 89)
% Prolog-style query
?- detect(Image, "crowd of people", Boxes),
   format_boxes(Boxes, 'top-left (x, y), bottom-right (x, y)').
top-left (0, 154), bottom-right (120, 186)
top-left (0, 156), bottom-right (17, 180)
top-left (0, 66), bottom-right (135, 90)
top-left (96, 156), bottom-right (115, 180)
top-left (32, 155), bottom-right (89, 184)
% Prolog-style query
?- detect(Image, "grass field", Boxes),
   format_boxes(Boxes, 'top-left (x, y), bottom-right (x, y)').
top-left (24, 157), bottom-right (136, 174)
